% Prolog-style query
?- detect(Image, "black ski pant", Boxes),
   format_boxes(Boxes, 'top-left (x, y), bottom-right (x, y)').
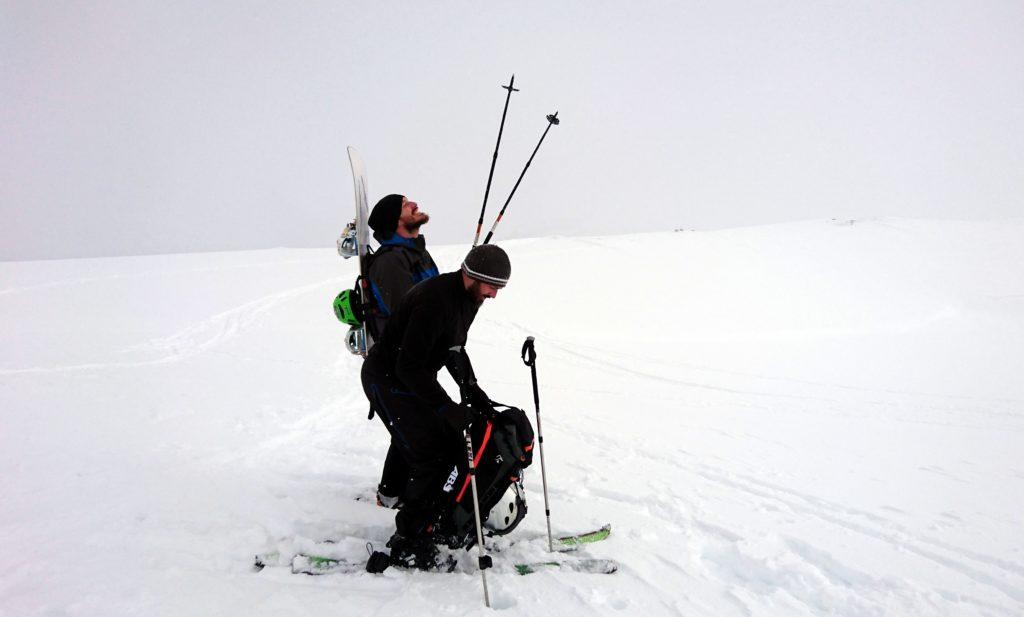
top-left (361, 360), bottom-right (459, 540)
top-left (378, 442), bottom-right (408, 501)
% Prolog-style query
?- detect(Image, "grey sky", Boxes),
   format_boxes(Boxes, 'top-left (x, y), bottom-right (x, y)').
top-left (2, 1), bottom-right (1022, 261)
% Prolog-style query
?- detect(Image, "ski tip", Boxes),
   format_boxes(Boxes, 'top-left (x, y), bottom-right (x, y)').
top-left (514, 558), bottom-right (618, 575)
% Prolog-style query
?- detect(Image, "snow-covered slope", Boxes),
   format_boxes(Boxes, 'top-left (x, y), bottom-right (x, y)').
top-left (2, 219), bottom-right (1022, 616)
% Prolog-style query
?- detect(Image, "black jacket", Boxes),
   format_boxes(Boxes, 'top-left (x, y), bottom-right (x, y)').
top-left (366, 234), bottom-right (439, 340)
top-left (364, 271), bottom-right (480, 412)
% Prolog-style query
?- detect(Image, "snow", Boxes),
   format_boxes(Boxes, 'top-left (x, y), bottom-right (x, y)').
top-left (2, 218), bottom-right (1023, 616)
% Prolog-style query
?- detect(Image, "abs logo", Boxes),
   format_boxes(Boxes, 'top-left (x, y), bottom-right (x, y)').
top-left (442, 466), bottom-right (459, 493)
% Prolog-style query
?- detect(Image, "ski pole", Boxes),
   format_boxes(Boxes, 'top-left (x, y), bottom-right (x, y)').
top-left (521, 336), bottom-right (553, 552)
top-left (474, 74), bottom-right (519, 247)
top-left (482, 112), bottom-right (560, 245)
top-left (465, 431), bottom-right (492, 607)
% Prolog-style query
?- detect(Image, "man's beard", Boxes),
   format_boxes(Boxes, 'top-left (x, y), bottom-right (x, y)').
top-left (467, 280), bottom-right (487, 306)
top-left (402, 212), bottom-right (430, 233)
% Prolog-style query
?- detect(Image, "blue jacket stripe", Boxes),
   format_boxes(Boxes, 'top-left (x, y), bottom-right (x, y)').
top-left (370, 281), bottom-right (390, 316)
top-left (413, 266), bottom-right (440, 283)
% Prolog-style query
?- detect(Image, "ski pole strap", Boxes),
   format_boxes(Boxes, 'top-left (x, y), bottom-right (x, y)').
top-left (521, 336), bottom-right (536, 366)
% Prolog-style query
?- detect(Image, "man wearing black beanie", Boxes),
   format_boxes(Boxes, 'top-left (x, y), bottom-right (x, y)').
top-left (364, 194), bottom-right (438, 336)
top-left (363, 194), bottom-right (440, 509)
top-left (360, 244), bottom-right (520, 570)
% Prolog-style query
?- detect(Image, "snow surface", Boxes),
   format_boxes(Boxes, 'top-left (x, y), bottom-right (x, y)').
top-left (2, 218), bottom-right (1023, 616)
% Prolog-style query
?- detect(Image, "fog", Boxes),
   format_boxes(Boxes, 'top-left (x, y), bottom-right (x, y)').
top-left (2, 1), bottom-right (1022, 260)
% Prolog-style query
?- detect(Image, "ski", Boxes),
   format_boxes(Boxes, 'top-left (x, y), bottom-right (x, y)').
top-left (255, 523), bottom-right (610, 567)
top-left (556, 524), bottom-right (611, 547)
top-left (270, 553), bottom-right (616, 576)
top-left (490, 523), bottom-right (611, 553)
top-left (514, 558), bottom-right (618, 575)
top-left (253, 551), bottom-right (288, 570)
top-left (292, 554), bottom-right (365, 575)
top-left (253, 524), bottom-right (611, 573)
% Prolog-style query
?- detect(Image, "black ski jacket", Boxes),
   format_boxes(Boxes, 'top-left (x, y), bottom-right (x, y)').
top-left (364, 271), bottom-right (480, 413)
top-left (366, 234), bottom-right (439, 339)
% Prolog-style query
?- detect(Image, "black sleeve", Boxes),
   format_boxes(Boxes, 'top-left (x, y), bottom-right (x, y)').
top-left (394, 305), bottom-right (455, 411)
top-left (446, 348), bottom-right (490, 406)
top-left (445, 347), bottom-right (477, 388)
top-left (368, 251), bottom-right (413, 316)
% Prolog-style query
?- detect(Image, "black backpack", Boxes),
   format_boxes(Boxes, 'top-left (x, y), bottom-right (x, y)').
top-left (436, 404), bottom-right (535, 548)
top-left (346, 244), bottom-right (409, 341)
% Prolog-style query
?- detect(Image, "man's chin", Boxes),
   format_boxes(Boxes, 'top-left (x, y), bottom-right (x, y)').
top-left (405, 214), bottom-right (429, 232)
top-left (467, 282), bottom-right (487, 305)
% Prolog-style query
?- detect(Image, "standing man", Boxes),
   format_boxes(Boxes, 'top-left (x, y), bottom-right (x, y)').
top-left (364, 194), bottom-right (439, 340)
top-left (363, 194), bottom-right (440, 508)
top-left (361, 245), bottom-right (512, 570)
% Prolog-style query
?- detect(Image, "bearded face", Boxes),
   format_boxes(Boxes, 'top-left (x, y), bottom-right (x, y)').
top-left (399, 199), bottom-right (429, 233)
top-left (467, 279), bottom-right (500, 305)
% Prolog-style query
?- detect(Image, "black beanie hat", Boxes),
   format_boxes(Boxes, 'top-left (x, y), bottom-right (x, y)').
top-left (461, 244), bottom-right (511, 288)
top-left (368, 194), bottom-right (404, 236)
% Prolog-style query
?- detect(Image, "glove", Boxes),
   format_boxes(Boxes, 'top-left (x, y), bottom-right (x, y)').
top-left (439, 401), bottom-right (478, 432)
top-left (461, 382), bottom-right (494, 415)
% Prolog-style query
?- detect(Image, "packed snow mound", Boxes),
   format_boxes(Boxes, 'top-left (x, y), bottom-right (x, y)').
top-left (2, 218), bottom-right (1022, 616)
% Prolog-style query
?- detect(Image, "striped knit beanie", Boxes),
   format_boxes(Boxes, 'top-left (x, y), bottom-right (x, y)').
top-left (461, 244), bottom-right (511, 288)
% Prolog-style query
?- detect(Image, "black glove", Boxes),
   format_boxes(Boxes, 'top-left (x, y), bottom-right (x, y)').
top-left (461, 382), bottom-right (493, 415)
top-left (440, 401), bottom-right (478, 432)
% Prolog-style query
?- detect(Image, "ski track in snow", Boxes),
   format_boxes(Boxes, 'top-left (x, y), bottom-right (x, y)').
top-left (628, 430), bottom-right (1013, 605)
top-left (0, 275), bottom-right (347, 376)
top-left (0, 255), bottom-right (332, 297)
top-left (138, 278), bottom-right (345, 359)
top-left (3, 222), bottom-right (1023, 616)
top-left (475, 320), bottom-right (1024, 613)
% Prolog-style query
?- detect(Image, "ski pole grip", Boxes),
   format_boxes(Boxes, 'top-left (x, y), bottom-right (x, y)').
top-left (521, 336), bottom-right (536, 366)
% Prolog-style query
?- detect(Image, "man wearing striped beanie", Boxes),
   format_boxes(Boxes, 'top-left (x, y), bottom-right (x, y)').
top-left (359, 244), bottom-right (515, 570)
top-left (460, 243), bottom-right (511, 304)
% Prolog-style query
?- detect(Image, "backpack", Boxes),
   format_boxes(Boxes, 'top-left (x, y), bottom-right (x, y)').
top-left (332, 244), bottom-right (407, 341)
top-left (435, 404), bottom-right (535, 548)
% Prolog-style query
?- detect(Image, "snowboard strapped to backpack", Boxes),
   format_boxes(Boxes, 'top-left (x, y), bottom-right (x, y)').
top-left (332, 244), bottom-right (405, 348)
top-left (336, 147), bottom-right (373, 356)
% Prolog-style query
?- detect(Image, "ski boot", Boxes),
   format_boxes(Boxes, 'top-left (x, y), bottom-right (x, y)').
top-left (366, 533), bottom-right (457, 573)
top-left (375, 486), bottom-right (403, 509)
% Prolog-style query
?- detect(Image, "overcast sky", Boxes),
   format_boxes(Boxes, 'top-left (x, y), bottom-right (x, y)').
top-left (2, 1), bottom-right (1022, 260)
